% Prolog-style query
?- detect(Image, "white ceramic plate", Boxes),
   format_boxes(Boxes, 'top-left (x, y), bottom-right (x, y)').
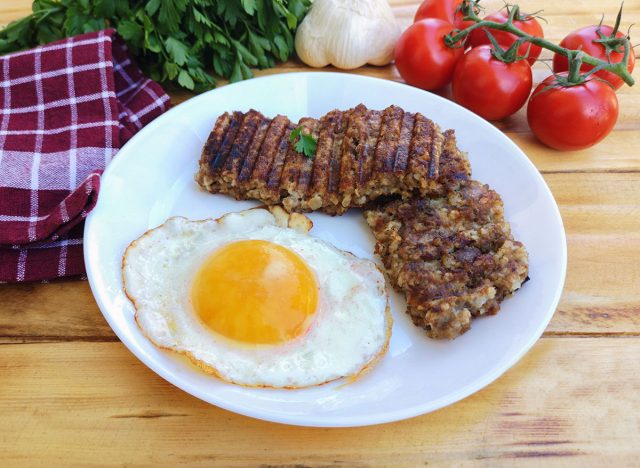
top-left (84, 72), bottom-right (566, 427)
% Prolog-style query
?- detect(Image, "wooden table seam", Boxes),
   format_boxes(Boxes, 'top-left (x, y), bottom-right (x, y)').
top-left (2, 332), bottom-right (639, 345)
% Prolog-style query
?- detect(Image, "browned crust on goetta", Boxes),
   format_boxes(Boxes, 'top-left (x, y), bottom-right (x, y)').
top-left (364, 180), bottom-right (529, 340)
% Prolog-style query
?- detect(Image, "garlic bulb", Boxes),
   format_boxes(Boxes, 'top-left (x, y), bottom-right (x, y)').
top-left (295, 0), bottom-right (400, 69)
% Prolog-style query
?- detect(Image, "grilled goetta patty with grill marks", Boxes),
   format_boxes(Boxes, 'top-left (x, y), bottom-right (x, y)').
top-left (195, 104), bottom-right (471, 215)
top-left (364, 181), bottom-right (529, 339)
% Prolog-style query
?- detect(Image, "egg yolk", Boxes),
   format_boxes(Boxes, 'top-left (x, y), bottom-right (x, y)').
top-left (191, 240), bottom-right (318, 344)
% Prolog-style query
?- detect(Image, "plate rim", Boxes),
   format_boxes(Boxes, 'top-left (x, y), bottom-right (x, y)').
top-left (84, 71), bottom-right (568, 427)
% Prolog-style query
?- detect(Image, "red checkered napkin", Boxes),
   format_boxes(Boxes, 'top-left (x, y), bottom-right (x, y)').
top-left (0, 29), bottom-right (170, 283)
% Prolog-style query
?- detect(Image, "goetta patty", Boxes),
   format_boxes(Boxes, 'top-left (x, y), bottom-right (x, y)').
top-left (195, 105), bottom-right (471, 215)
top-left (364, 180), bottom-right (529, 339)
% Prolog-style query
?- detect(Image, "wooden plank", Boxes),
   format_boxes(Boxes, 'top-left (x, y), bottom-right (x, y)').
top-left (0, 339), bottom-right (638, 465)
top-left (0, 0), bottom-right (30, 24)
top-left (544, 173), bottom-right (640, 333)
top-left (511, 131), bottom-right (640, 172)
top-left (0, 281), bottom-right (115, 341)
top-left (1, 172), bottom-right (639, 340)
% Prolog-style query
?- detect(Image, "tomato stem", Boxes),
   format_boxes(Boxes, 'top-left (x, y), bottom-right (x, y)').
top-left (445, 0), bottom-right (635, 86)
top-left (567, 51), bottom-right (584, 83)
top-left (485, 31), bottom-right (527, 63)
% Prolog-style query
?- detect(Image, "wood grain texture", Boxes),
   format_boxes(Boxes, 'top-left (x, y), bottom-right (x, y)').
top-left (0, 281), bottom-right (115, 342)
top-left (1, 0), bottom-right (640, 464)
top-left (546, 174), bottom-right (640, 334)
top-left (1, 339), bottom-right (638, 465)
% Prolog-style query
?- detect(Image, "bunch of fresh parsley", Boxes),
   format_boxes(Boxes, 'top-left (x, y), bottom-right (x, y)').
top-left (0, 0), bottom-right (311, 91)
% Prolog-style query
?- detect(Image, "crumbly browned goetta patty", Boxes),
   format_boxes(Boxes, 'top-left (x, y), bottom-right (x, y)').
top-left (195, 104), bottom-right (471, 215)
top-left (364, 180), bottom-right (529, 339)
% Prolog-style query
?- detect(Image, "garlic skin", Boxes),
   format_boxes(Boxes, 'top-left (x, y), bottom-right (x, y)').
top-left (295, 0), bottom-right (400, 69)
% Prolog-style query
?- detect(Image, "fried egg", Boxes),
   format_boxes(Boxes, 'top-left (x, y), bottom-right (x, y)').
top-left (122, 207), bottom-right (391, 388)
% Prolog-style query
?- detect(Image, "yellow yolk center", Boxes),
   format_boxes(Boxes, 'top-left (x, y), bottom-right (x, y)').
top-left (191, 240), bottom-right (318, 344)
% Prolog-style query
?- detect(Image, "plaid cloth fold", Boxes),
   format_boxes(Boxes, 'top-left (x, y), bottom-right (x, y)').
top-left (0, 29), bottom-right (170, 283)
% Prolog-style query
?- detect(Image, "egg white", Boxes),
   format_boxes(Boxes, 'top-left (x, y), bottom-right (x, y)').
top-left (122, 208), bottom-right (391, 388)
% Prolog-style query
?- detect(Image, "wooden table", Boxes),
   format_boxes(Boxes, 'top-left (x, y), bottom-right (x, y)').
top-left (2, 0), bottom-right (639, 465)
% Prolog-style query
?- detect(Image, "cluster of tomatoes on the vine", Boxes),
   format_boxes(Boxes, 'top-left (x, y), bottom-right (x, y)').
top-left (394, 0), bottom-right (636, 150)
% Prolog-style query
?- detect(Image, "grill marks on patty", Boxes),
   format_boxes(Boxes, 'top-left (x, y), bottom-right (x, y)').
top-left (195, 104), bottom-right (471, 215)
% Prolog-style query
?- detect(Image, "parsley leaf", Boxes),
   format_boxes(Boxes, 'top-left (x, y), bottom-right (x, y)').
top-left (164, 37), bottom-right (189, 66)
top-left (0, 0), bottom-right (312, 92)
top-left (289, 126), bottom-right (317, 158)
